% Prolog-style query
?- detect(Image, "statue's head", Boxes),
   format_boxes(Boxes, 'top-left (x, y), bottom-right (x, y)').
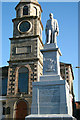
top-left (49, 13), bottom-right (53, 19)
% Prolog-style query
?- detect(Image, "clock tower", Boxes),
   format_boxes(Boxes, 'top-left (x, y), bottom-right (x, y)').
top-left (6, 0), bottom-right (43, 119)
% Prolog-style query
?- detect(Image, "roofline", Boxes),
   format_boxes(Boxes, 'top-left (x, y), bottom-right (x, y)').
top-left (0, 66), bottom-right (9, 69)
top-left (60, 62), bottom-right (74, 80)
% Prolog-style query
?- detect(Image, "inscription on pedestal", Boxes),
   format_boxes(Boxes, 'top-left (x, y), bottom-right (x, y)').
top-left (44, 58), bottom-right (56, 72)
top-left (39, 86), bottom-right (60, 103)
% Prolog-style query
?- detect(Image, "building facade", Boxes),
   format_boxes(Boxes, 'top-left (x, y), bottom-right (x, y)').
top-left (1, 62), bottom-right (74, 119)
top-left (60, 62), bottom-right (74, 95)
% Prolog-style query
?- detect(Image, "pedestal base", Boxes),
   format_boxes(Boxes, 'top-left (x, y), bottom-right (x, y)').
top-left (25, 114), bottom-right (76, 120)
top-left (31, 80), bottom-right (72, 115)
top-left (40, 75), bottom-right (63, 81)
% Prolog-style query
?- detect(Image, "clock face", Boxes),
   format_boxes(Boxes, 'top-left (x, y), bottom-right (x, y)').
top-left (18, 21), bottom-right (31, 33)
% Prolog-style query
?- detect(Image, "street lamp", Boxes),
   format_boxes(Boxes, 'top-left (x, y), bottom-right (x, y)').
top-left (75, 66), bottom-right (80, 68)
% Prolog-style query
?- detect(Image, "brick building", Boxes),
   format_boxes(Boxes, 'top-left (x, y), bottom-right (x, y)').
top-left (0, 61), bottom-right (74, 119)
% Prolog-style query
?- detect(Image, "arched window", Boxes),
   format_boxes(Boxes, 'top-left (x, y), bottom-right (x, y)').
top-left (23, 6), bottom-right (28, 15)
top-left (34, 7), bottom-right (37, 16)
top-left (2, 78), bottom-right (8, 96)
top-left (18, 67), bottom-right (29, 94)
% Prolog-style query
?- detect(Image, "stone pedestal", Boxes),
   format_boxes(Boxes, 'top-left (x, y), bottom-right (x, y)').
top-left (25, 114), bottom-right (76, 120)
top-left (25, 43), bottom-right (76, 120)
top-left (31, 80), bottom-right (72, 115)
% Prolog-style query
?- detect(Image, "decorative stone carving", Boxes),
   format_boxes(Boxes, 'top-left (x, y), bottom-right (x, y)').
top-left (44, 58), bottom-right (56, 72)
top-left (45, 13), bottom-right (59, 44)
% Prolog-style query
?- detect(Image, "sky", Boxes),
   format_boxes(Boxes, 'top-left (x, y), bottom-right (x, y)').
top-left (1, 2), bottom-right (78, 100)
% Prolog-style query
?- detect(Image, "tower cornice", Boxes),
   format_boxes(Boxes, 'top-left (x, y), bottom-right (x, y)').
top-left (9, 35), bottom-right (44, 47)
top-left (8, 57), bottom-right (39, 64)
top-left (15, 1), bottom-right (43, 13)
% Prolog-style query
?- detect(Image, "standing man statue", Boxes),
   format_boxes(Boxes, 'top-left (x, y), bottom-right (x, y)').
top-left (45, 13), bottom-right (59, 44)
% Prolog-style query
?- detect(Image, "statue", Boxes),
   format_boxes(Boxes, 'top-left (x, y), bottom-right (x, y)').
top-left (45, 13), bottom-right (59, 44)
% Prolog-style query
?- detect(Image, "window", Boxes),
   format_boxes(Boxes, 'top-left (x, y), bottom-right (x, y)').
top-left (66, 68), bottom-right (68, 70)
top-left (6, 107), bottom-right (10, 114)
top-left (17, 8), bottom-right (20, 17)
top-left (66, 72), bottom-right (68, 74)
top-left (18, 67), bottom-right (29, 94)
top-left (34, 7), bottom-right (37, 16)
top-left (2, 78), bottom-right (8, 96)
top-left (12, 47), bottom-right (16, 55)
top-left (66, 76), bottom-right (69, 78)
top-left (3, 107), bottom-right (6, 115)
top-left (2, 102), bottom-right (6, 115)
top-left (23, 6), bottom-right (28, 15)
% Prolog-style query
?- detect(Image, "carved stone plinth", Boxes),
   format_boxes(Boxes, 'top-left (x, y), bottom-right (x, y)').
top-left (25, 114), bottom-right (76, 120)
top-left (41, 43), bottom-right (62, 76)
top-left (31, 80), bottom-right (72, 115)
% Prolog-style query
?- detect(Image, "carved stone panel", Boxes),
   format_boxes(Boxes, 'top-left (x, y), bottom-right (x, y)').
top-left (16, 46), bottom-right (31, 54)
top-left (39, 86), bottom-right (60, 103)
top-left (44, 58), bottom-right (56, 72)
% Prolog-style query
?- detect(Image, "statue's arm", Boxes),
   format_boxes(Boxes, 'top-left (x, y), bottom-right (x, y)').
top-left (55, 20), bottom-right (59, 35)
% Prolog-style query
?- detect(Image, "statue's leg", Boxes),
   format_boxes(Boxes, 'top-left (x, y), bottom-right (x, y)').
top-left (49, 30), bottom-right (51, 43)
top-left (47, 30), bottom-right (49, 44)
top-left (52, 30), bottom-right (54, 43)
top-left (47, 30), bottom-right (51, 44)
top-left (54, 32), bottom-right (57, 43)
top-left (51, 32), bottom-right (53, 43)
